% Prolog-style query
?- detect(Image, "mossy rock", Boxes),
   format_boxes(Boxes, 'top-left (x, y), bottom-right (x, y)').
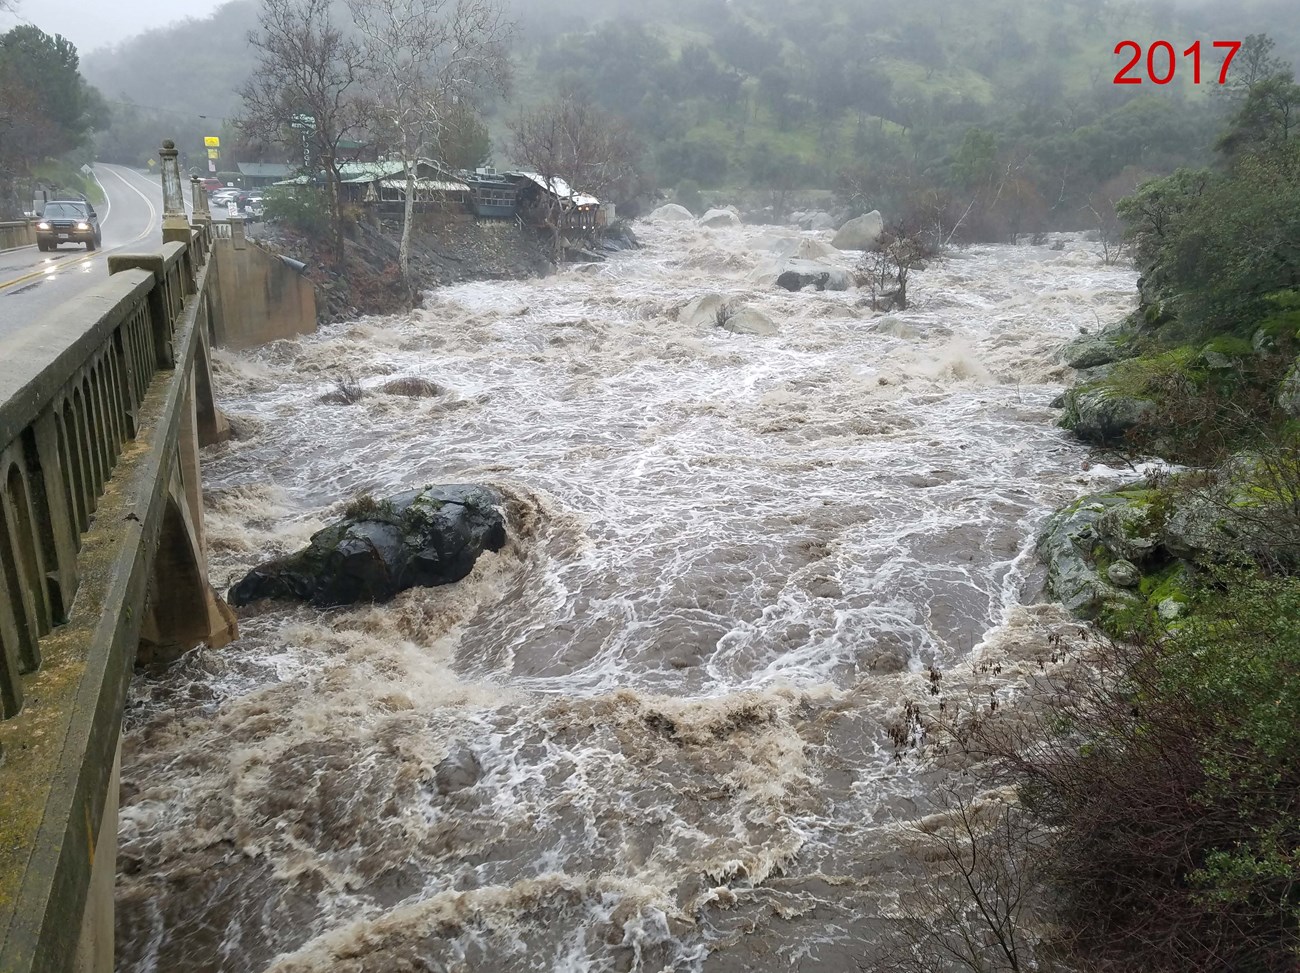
top-left (1037, 492), bottom-right (1136, 619)
top-left (229, 484), bottom-right (507, 608)
top-left (1059, 385), bottom-right (1155, 446)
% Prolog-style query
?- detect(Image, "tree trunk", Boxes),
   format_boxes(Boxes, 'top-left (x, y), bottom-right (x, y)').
top-left (400, 157), bottom-right (415, 305)
top-left (325, 154), bottom-right (344, 268)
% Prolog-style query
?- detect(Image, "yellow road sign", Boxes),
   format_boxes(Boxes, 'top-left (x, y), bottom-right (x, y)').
top-left (207, 148), bottom-right (220, 160)
top-left (204, 136), bottom-right (221, 148)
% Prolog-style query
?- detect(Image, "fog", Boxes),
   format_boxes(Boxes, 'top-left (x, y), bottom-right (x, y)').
top-left (0, 0), bottom-right (230, 53)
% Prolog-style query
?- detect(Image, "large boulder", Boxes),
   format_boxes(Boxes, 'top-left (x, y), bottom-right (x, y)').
top-left (1059, 386), bottom-right (1154, 446)
top-left (775, 258), bottom-right (852, 292)
top-left (832, 211), bottom-right (884, 251)
top-left (720, 307), bottom-right (779, 335)
top-left (1060, 333), bottom-right (1125, 370)
top-left (809, 212), bottom-right (838, 231)
top-left (648, 203), bottom-right (696, 223)
top-left (229, 484), bottom-right (506, 608)
top-left (794, 237), bottom-right (839, 260)
top-left (1096, 497), bottom-right (1160, 563)
top-left (756, 236), bottom-right (836, 260)
top-left (1037, 493), bottom-right (1135, 619)
top-left (700, 208), bottom-right (741, 228)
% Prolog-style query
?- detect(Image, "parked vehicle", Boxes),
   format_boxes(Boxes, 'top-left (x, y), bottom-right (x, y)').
top-left (209, 189), bottom-right (240, 210)
top-left (36, 199), bottom-right (102, 251)
top-left (201, 177), bottom-right (223, 191)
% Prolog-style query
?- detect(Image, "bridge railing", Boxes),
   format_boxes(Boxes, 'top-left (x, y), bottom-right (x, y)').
top-left (0, 234), bottom-right (200, 718)
top-left (0, 211), bottom-right (228, 972)
top-left (0, 220), bottom-right (35, 251)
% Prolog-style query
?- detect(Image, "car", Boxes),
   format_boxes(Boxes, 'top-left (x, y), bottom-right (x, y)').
top-left (209, 189), bottom-right (240, 210)
top-left (201, 177), bottom-right (223, 191)
top-left (36, 199), bottom-right (102, 251)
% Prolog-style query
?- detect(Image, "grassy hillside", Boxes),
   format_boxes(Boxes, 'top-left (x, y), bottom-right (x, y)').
top-left (81, 0), bottom-right (1300, 231)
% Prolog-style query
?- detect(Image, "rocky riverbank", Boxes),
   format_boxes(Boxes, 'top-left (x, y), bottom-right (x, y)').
top-left (1040, 279), bottom-right (1300, 631)
top-left (251, 215), bottom-right (639, 324)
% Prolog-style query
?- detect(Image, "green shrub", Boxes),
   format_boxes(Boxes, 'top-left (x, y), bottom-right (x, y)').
top-left (1004, 568), bottom-right (1300, 972)
top-left (263, 186), bottom-right (330, 236)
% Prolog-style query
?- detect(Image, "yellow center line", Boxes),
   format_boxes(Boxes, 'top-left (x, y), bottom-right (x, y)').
top-left (0, 251), bottom-right (99, 292)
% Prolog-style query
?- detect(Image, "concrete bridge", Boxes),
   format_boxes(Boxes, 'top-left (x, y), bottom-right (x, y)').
top-left (0, 142), bottom-right (317, 972)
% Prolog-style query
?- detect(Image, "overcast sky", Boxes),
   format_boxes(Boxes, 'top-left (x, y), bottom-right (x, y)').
top-left (0, 0), bottom-right (231, 53)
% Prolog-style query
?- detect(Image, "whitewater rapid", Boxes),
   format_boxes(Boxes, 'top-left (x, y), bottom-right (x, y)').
top-left (117, 219), bottom-right (1138, 972)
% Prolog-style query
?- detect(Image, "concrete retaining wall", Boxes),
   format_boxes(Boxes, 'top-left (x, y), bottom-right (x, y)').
top-left (211, 236), bottom-right (317, 350)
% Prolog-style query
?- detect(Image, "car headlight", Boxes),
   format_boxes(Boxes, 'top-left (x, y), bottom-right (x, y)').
top-left (76, 222), bottom-right (89, 230)
top-left (37, 222), bottom-right (50, 230)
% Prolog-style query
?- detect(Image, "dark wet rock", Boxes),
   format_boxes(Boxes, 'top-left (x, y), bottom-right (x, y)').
top-left (1049, 392), bottom-right (1066, 408)
top-left (1106, 559), bottom-right (1141, 588)
top-left (434, 748), bottom-right (483, 795)
top-left (775, 259), bottom-right (852, 292)
top-left (599, 221), bottom-right (641, 252)
top-left (229, 484), bottom-right (506, 608)
top-left (1060, 386), bottom-right (1154, 446)
top-left (777, 269), bottom-right (833, 292)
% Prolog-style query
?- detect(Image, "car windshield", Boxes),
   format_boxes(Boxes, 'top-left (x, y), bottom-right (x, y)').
top-left (43, 202), bottom-right (88, 220)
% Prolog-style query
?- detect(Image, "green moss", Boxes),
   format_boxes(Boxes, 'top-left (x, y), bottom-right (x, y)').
top-left (1093, 347), bottom-right (1204, 402)
top-left (1200, 335), bottom-right (1254, 358)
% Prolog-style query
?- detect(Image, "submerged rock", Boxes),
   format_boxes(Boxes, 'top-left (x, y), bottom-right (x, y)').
top-left (229, 484), bottom-right (506, 608)
top-left (648, 203), bottom-right (695, 223)
top-left (678, 292), bottom-right (731, 328)
top-left (434, 748), bottom-right (483, 795)
top-left (721, 307), bottom-right (779, 335)
top-left (775, 258), bottom-right (852, 292)
top-left (700, 208), bottom-right (741, 228)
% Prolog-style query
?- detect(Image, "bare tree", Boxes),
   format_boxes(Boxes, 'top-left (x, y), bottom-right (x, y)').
top-left (876, 788), bottom-right (1059, 973)
top-left (854, 222), bottom-right (934, 311)
top-left (507, 86), bottom-right (640, 263)
top-left (348, 0), bottom-right (512, 299)
top-left (238, 0), bottom-right (371, 266)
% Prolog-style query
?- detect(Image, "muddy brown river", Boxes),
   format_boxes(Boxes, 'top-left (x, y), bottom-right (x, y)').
top-left (116, 219), bottom-right (1139, 971)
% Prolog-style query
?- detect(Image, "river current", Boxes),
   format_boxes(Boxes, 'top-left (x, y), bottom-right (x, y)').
top-left (117, 219), bottom-right (1138, 972)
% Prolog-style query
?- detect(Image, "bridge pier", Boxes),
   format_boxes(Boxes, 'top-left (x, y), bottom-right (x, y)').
top-left (137, 379), bottom-right (237, 664)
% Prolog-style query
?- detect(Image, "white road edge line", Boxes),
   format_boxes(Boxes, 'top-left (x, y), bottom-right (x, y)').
top-left (89, 166), bottom-right (112, 229)
top-left (95, 165), bottom-right (158, 247)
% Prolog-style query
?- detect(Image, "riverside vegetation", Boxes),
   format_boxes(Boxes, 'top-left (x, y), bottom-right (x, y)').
top-left (904, 51), bottom-right (1300, 973)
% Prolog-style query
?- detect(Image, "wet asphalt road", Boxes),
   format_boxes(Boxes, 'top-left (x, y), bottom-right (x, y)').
top-left (0, 165), bottom-right (171, 340)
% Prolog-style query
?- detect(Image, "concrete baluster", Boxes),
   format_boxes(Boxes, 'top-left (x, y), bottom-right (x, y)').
top-left (159, 141), bottom-right (190, 246)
